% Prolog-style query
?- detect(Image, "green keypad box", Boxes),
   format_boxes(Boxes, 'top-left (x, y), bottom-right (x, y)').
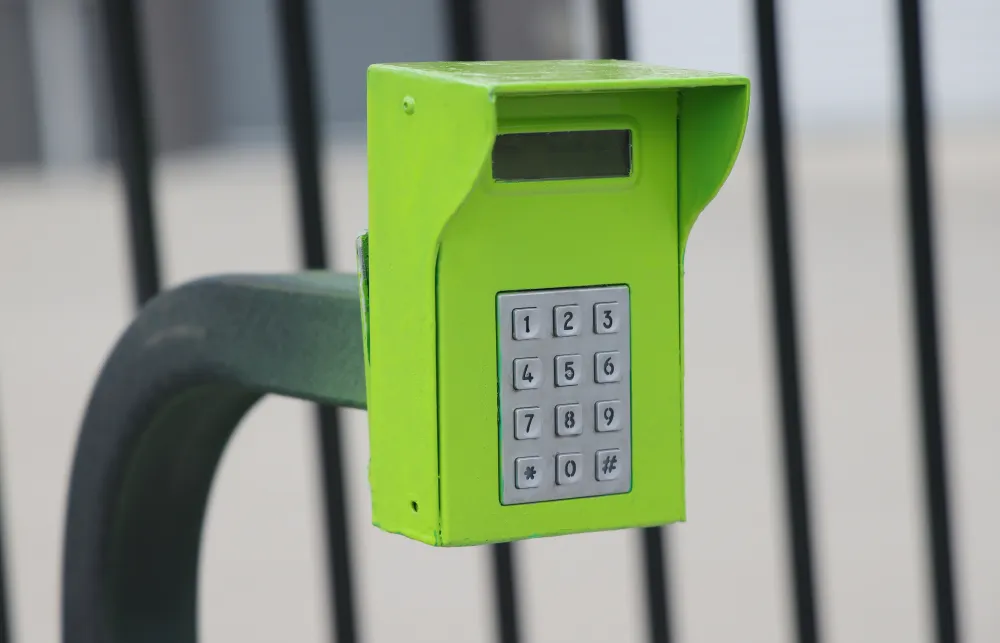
top-left (360, 60), bottom-right (749, 545)
top-left (498, 286), bottom-right (632, 505)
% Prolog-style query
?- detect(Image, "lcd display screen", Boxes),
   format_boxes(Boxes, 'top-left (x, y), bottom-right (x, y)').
top-left (492, 130), bottom-right (632, 182)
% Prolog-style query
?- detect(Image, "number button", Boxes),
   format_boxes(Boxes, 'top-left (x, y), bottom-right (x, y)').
top-left (514, 407), bottom-right (542, 440)
top-left (595, 449), bottom-right (622, 481)
top-left (553, 305), bottom-right (581, 337)
top-left (513, 357), bottom-right (543, 390)
top-left (595, 400), bottom-right (622, 432)
top-left (554, 354), bottom-right (582, 387)
top-left (555, 403), bottom-right (583, 436)
top-left (594, 302), bottom-right (620, 334)
top-left (514, 456), bottom-right (543, 489)
top-left (595, 351), bottom-right (622, 383)
top-left (555, 453), bottom-right (583, 485)
top-left (512, 307), bottom-right (541, 340)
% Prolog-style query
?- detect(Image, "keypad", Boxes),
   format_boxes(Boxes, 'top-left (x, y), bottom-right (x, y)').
top-left (498, 286), bottom-right (632, 505)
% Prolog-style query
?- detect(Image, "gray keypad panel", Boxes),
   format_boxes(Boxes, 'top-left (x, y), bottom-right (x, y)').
top-left (498, 286), bottom-right (632, 505)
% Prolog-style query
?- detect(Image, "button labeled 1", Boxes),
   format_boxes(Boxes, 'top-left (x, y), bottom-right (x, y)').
top-left (512, 307), bottom-right (541, 340)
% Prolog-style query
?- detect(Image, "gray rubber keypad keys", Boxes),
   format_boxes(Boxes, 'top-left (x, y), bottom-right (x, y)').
top-left (498, 286), bottom-right (632, 504)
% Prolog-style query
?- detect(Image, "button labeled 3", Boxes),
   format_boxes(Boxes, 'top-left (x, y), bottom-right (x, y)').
top-left (594, 302), bottom-right (621, 334)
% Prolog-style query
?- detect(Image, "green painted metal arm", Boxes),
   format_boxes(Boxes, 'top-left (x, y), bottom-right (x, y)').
top-left (62, 272), bottom-right (365, 643)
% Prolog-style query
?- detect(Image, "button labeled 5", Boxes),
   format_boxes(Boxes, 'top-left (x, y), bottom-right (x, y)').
top-left (554, 354), bottom-right (582, 387)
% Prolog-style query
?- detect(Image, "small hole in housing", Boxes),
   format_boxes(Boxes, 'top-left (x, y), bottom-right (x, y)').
top-left (411, 501), bottom-right (419, 512)
top-left (402, 96), bottom-right (415, 114)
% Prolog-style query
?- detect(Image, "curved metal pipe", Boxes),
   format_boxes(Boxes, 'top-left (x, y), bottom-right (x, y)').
top-left (62, 272), bottom-right (365, 643)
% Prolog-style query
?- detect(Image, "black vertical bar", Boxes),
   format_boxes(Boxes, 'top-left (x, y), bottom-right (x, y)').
top-left (641, 527), bottom-right (671, 643)
top-left (491, 544), bottom-right (520, 643)
top-left (275, 3), bottom-right (359, 643)
top-left (101, 0), bottom-right (162, 306)
top-left (444, 4), bottom-right (519, 643)
top-left (895, 3), bottom-right (960, 643)
top-left (0, 408), bottom-right (10, 643)
top-left (597, 6), bottom-right (674, 643)
top-left (446, 0), bottom-right (481, 61)
top-left (752, 2), bottom-right (821, 643)
top-left (598, 0), bottom-right (629, 59)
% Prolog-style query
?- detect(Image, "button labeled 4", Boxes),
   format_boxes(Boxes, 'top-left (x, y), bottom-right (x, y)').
top-left (513, 357), bottom-right (543, 390)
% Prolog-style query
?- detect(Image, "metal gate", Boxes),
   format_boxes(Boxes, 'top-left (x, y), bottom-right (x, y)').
top-left (0, 1), bottom-right (962, 642)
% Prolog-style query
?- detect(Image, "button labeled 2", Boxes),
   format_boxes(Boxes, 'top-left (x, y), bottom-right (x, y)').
top-left (553, 305), bottom-right (581, 337)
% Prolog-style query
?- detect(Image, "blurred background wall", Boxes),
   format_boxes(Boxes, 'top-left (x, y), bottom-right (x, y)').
top-left (0, 1), bottom-right (998, 642)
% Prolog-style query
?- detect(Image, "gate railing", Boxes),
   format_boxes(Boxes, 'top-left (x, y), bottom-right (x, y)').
top-left (0, 1), bottom-right (955, 643)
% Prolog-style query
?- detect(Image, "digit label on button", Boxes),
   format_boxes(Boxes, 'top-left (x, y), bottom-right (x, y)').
top-left (556, 453), bottom-right (582, 485)
top-left (514, 407), bottom-right (542, 439)
top-left (594, 302), bottom-right (620, 334)
top-left (554, 354), bottom-right (582, 387)
top-left (553, 304), bottom-right (581, 337)
top-left (512, 307), bottom-right (541, 340)
top-left (513, 357), bottom-right (543, 390)
top-left (595, 400), bottom-right (622, 431)
top-left (555, 403), bottom-right (583, 436)
top-left (595, 351), bottom-right (622, 383)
